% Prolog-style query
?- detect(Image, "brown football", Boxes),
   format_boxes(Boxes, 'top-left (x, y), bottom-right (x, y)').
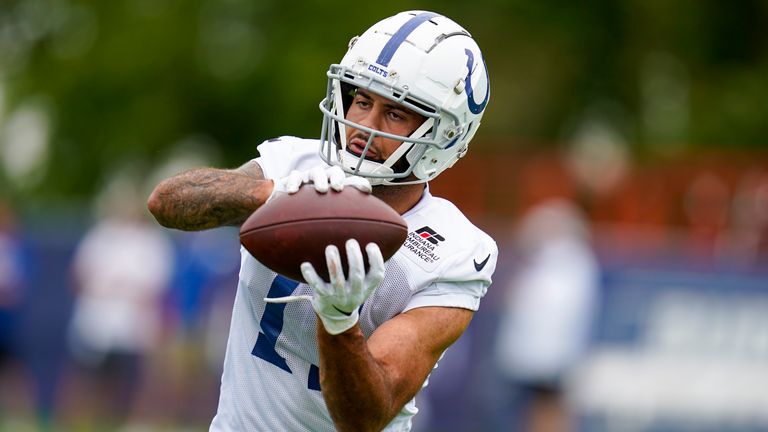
top-left (240, 185), bottom-right (408, 282)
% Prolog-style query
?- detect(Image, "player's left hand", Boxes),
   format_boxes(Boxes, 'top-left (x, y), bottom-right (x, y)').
top-left (264, 239), bottom-right (385, 335)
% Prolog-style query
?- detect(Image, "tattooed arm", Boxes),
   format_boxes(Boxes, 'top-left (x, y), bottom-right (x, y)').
top-left (147, 160), bottom-right (274, 231)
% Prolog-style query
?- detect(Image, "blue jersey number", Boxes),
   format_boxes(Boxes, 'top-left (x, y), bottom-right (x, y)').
top-left (251, 275), bottom-right (321, 390)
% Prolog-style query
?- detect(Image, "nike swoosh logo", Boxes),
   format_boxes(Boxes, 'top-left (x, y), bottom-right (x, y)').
top-left (332, 305), bottom-right (353, 316)
top-left (473, 254), bottom-right (491, 271)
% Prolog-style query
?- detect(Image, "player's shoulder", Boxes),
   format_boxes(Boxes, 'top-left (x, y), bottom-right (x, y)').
top-left (399, 189), bottom-right (497, 278)
top-left (256, 136), bottom-right (319, 155)
top-left (254, 136), bottom-right (322, 179)
top-left (410, 192), bottom-right (495, 247)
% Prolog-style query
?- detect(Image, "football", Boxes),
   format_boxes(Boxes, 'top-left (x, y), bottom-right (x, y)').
top-left (240, 185), bottom-right (408, 282)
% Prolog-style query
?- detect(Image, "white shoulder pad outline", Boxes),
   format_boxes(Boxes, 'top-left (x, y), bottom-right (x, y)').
top-left (255, 137), bottom-right (322, 181)
top-left (399, 195), bottom-right (498, 282)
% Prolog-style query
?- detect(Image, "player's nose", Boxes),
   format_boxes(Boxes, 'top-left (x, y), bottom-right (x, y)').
top-left (357, 107), bottom-right (383, 131)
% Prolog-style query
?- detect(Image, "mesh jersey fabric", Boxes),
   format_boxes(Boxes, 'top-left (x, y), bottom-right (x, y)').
top-left (211, 137), bottom-right (498, 431)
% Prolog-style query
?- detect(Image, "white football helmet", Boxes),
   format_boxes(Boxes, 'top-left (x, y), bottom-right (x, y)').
top-left (319, 10), bottom-right (490, 185)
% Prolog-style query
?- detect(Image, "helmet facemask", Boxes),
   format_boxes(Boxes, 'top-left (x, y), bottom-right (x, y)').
top-left (319, 65), bottom-right (460, 186)
top-left (318, 11), bottom-right (489, 186)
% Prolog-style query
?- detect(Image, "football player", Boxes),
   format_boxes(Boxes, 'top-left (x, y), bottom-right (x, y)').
top-left (148, 10), bottom-right (497, 431)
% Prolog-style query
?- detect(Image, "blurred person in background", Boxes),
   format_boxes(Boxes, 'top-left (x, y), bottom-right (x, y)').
top-left (0, 196), bottom-right (29, 428)
top-left (719, 168), bottom-right (768, 268)
top-left (145, 141), bottom-right (243, 426)
top-left (493, 157), bottom-right (599, 432)
top-left (66, 172), bottom-right (174, 429)
top-left (162, 228), bottom-right (241, 426)
top-left (683, 172), bottom-right (731, 266)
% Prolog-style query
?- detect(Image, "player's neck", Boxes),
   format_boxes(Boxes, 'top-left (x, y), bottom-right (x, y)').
top-left (372, 183), bottom-right (425, 215)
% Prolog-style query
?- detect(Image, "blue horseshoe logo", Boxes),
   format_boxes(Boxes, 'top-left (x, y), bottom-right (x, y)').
top-left (464, 49), bottom-right (489, 114)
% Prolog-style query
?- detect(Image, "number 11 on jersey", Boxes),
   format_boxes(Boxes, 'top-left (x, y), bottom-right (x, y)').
top-left (251, 275), bottom-right (321, 391)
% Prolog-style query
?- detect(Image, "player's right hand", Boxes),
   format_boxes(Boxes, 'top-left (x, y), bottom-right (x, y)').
top-left (268, 166), bottom-right (371, 203)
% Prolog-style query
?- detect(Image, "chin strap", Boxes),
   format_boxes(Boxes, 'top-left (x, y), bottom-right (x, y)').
top-left (336, 117), bottom-right (435, 184)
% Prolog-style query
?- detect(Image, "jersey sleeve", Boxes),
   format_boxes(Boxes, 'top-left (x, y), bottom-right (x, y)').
top-left (401, 197), bottom-right (498, 313)
top-left (252, 137), bottom-right (322, 180)
top-left (405, 237), bottom-right (498, 312)
top-left (404, 279), bottom-right (489, 311)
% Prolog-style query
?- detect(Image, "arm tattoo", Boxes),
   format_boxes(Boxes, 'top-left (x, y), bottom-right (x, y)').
top-left (236, 159), bottom-right (265, 179)
top-left (148, 164), bottom-right (270, 231)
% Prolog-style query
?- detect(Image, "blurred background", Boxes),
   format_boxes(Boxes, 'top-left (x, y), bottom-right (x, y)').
top-left (0, 0), bottom-right (767, 431)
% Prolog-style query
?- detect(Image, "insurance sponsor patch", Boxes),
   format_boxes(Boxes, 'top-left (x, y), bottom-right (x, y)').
top-left (402, 226), bottom-right (445, 271)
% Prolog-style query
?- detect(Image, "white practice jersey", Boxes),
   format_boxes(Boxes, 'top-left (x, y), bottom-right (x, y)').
top-left (211, 137), bottom-right (498, 431)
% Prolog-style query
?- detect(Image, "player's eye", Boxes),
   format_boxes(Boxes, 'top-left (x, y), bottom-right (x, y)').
top-left (355, 98), bottom-right (371, 109)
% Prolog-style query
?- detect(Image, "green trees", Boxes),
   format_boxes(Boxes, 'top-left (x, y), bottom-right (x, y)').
top-left (1, 0), bottom-right (765, 204)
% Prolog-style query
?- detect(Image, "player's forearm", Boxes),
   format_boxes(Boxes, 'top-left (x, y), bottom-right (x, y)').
top-left (317, 325), bottom-right (396, 432)
top-left (147, 168), bottom-right (271, 231)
